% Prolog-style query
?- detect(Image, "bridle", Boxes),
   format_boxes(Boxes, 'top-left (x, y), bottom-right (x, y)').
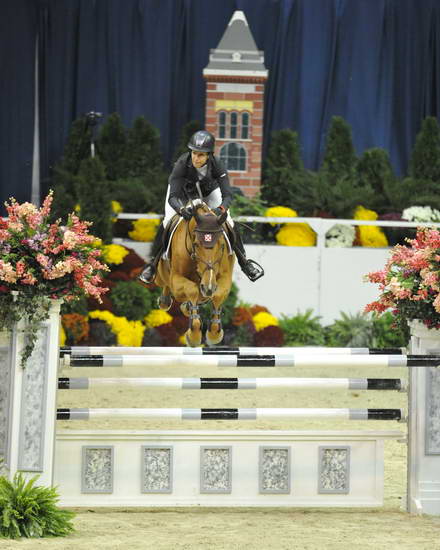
top-left (185, 221), bottom-right (225, 282)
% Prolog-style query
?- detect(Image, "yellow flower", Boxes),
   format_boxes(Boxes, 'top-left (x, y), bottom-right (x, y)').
top-left (89, 310), bottom-right (145, 346)
top-left (111, 200), bottom-right (123, 214)
top-left (128, 217), bottom-right (161, 242)
top-left (253, 311), bottom-right (279, 331)
top-left (353, 206), bottom-right (388, 247)
top-left (265, 206), bottom-right (298, 226)
top-left (92, 237), bottom-right (103, 248)
top-left (179, 333), bottom-right (187, 345)
top-left (354, 205), bottom-right (378, 221)
top-left (276, 223), bottom-right (316, 246)
top-left (144, 309), bottom-right (173, 328)
top-left (59, 323), bottom-right (66, 346)
top-left (74, 204), bottom-right (81, 214)
top-left (358, 226), bottom-right (388, 248)
top-left (101, 244), bottom-right (129, 265)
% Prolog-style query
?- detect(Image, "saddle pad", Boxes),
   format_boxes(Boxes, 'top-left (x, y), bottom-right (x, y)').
top-left (162, 219), bottom-right (233, 260)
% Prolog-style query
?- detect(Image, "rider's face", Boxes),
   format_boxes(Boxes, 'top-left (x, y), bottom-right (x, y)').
top-left (191, 151), bottom-right (209, 169)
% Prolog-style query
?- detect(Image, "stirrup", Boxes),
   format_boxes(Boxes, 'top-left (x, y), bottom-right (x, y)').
top-left (243, 259), bottom-right (264, 282)
top-left (138, 263), bottom-right (156, 284)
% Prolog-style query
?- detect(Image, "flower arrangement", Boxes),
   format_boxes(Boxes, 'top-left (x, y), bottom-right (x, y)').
top-left (354, 206), bottom-right (388, 248)
top-left (0, 192), bottom-right (108, 365)
top-left (365, 226), bottom-right (440, 329)
top-left (128, 217), bottom-right (161, 242)
top-left (325, 224), bottom-right (355, 248)
top-left (402, 206), bottom-right (440, 223)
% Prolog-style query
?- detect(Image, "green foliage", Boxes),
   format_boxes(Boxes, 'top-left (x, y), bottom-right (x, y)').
top-left (356, 148), bottom-right (396, 213)
top-left (229, 193), bottom-right (267, 217)
top-left (110, 281), bottom-right (156, 320)
top-left (75, 157), bottom-right (113, 243)
top-left (384, 177), bottom-right (440, 212)
top-left (324, 312), bottom-right (374, 347)
top-left (56, 117), bottom-right (92, 175)
top-left (230, 324), bottom-right (254, 346)
top-left (109, 178), bottom-right (161, 213)
top-left (173, 120), bottom-right (203, 161)
top-left (98, 113), bottom-right (128, 180)
top-left (408, 116), bottom-right (440, 181)
top-left (321, 116), bottom-right (357, 184)
top-left (126, 116), bottom-right (164, 178)
top-left (50, 168), bottom-right (77, 222)
top-left (261, 129), bottom-right (308, 208)
top-left (60, 296), bottom-right (89, 316)
top-left (0, 472), bottom-right (75, 539)
top-left (371, 312), bottom-right (408, 348)
top-left (278, 309), bottom-right (326, 346)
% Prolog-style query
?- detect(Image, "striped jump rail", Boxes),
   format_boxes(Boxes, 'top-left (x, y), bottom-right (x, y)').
top-left (58, 377), bottom-right (407, 391)
top-left (62, 353), bottom-right (440, 368)
top-left (60, 346), bottom-right (406, 357)
top-left (56, 407), bottom-right (405, 421)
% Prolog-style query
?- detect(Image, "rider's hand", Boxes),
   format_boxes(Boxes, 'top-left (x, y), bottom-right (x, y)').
top-left (180, 206), bottom-right (194, 221)
top-left (213, 206), bottom-right (227, 224)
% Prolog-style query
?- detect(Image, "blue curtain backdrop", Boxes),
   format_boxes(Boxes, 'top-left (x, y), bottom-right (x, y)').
top-left (3, 0), bottom-right (440, 202)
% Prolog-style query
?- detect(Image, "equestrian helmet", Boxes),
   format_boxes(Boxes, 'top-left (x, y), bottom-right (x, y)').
top-left (188, 130), bottom-right (215, 153)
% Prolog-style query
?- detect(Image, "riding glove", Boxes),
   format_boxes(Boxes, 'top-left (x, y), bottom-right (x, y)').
top-left (180, 206), bottom-right (194, 221)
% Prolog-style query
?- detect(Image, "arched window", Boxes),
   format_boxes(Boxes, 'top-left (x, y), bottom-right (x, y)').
top-left (230, 112), bottom-right (238, 139)
top-left (220, 143), bottom-right (247, 171)
top-left (218, 111), bottom-right (226, 139)
top-left (241, 113), bottom-right (250, 139)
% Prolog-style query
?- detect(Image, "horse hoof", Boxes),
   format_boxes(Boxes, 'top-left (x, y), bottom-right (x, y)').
top-left (180, 302), bottom-right (191, 317)
top-left (185, 330), bottom-right (202, 347)
top-left (158, 295), bottom-right (173, 311)
top-left (205, 329), bottom-right (224, 347)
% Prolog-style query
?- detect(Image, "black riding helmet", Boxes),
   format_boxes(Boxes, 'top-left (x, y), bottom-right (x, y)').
top-left (187, 130), bottom-right (215, 153)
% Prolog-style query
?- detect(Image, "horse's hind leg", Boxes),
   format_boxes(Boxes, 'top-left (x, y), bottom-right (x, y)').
top-left (206, 304), bottom-right (224, 346)
top-left (158, 286), bottom-right (173, 311)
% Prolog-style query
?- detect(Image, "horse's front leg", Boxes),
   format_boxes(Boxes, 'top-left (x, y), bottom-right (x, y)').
top-left (170, 273), bottom-right (202, 347)
top-left (206, 301), bottom-right (224, 346)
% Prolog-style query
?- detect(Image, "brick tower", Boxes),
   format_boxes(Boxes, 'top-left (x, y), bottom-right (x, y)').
top-left (203, 11), bottom-right (268, 196)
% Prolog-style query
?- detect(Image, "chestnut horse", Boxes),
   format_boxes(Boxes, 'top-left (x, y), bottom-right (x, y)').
top-left (154, 203), bottom-right (234, 346)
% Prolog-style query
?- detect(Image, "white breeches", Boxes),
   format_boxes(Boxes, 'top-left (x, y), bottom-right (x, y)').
top-left (162, 186), bottom-right (234, 228)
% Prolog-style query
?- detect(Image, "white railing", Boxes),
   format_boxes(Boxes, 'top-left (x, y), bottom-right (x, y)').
top-left (117, 213), bottom-right (440, 249)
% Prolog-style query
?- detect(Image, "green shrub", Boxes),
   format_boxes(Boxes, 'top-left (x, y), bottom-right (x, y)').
top-left (75, 157), bottom-right (113, 243)
top-left (408, 116), bottom-right (440, 181)
top-left (0, 472), bottom-right (75, 539)
top-left (324, 312), bottom-right (374, 347)
top-left (278, 309), bottom-right (326, 346)
top-left (356, 148), bottom-right (396, 213)
top-left (98, 113), bottom-right (128, 180)
top-left (371, 312), bottom-right (408, 348)
top-left (109, 178), bottom-right (159, 213)
top-left (110, 281), bottom-right (157, 320)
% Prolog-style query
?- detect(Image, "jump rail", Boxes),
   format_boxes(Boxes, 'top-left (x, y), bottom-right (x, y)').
top-left (60, 346), bottom-right (405, 357)
top-left (58, 377), bottom-right (407, 391)
top-left (57, 407), bottom-right (405, 421)
top-left (62, 353), bottom-right (440, 368)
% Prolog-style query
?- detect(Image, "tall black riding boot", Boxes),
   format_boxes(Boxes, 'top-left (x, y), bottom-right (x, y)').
top-left (138, 224), bottom-right (165, 284)
top-left (233, 229), bottom-right (264, 282)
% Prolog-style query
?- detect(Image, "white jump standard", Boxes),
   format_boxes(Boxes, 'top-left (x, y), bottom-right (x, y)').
top-left (58, 377), bottom-right (407, 391)
top-left (57, 407), bottom-right (405, 421)
top-left (60, 346), bottom-right (405, 357)
top-left (63, 353), bottom-right (440, 368)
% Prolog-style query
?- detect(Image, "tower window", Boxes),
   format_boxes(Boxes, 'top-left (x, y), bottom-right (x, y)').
top-left (241, 113), bottom-right (250, 139)
top-left (230, 112), bottom-right (238, 139)
top-left (220, 143), bottom-right (247, 171)
top-left (218, 111), bottom-right (226, 139)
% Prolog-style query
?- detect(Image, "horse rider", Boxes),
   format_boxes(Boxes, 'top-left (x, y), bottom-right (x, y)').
top-left (138, 130), bottom-right (264, 284)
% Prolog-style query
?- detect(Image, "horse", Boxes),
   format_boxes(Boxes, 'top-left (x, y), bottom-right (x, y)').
top-left (154, 202), bottom-right (235, 347)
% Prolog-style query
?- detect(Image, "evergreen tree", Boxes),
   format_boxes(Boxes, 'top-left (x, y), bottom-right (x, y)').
top-left (356, 148), bottom-right (396, 213)
top-left (97, 113), bottom-right (128, 180)
top-left (320, 116), bottom-right (357, 185)
top-left (126, 116), bottom-right (164, 178)
top-left (261, 129), bottom-right (307, 208)
top-left (75, 157), bottom-right (113, 243)
top-left (172, 120), bottom-right (203, 161)
top-left (408, 116), bottom-right (440, 181)
top-left (384, 177), bottom-right (440, 212)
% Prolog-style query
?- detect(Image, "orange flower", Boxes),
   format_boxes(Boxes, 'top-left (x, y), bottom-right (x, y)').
top-left (232, 306), bottom-right (253, 326)
top-left (61, 313), bottom-right (89, 344)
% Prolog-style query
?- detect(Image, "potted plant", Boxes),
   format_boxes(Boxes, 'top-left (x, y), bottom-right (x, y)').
top-left (0, 191), bottom-right (108, 366)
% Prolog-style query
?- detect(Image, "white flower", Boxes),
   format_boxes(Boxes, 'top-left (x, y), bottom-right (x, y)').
top-left (325, 224), bottom-right (355, 248)
top-left (402, 206), bottom-right (440, 223)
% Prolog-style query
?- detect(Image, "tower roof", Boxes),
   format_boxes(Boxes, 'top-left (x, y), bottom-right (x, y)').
top-left (203, 11), bottom-right (268, 79)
